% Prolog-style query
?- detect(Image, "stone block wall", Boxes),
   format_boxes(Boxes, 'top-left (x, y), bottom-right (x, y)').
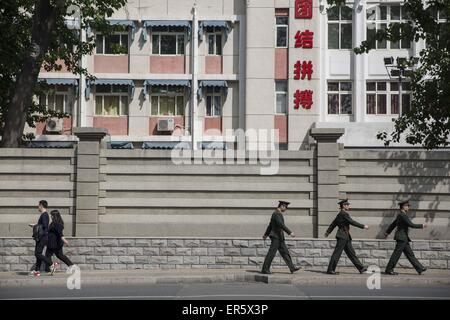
top-left (1, 238), bottom-right (449, 272)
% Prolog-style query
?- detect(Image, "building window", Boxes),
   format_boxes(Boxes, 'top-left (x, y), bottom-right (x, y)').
top-left (428, 9), bottom-right (449, 48)
top-left (366, 4), bottom-right (411, 49)
top-left (327, 6), bottom-right (353, 49)
top-left (275, 81), bottom-right (287, 114)
top-left (95, 85), bottom-right (129, 116)
top-left (327, 81), bottom-right (352, 115)
top-left (95, 33), bottom-right (129, 54)
top-left (38, 85), bottom-right (72, 114)
top-left (206, 87), bottom-right (222, 117)
top-left (151, 26), bottom-right (185, 55)
top-left (366, 81), bottom-right (411, 115)
top-left (276, 16), bottom-right (288, 48)
top-left (150, 86), bottom-right (185, 116)
top-left (206, 27), bottom-right (223, 55)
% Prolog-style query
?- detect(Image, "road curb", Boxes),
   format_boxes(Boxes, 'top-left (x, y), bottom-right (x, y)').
top-left (1, 273), bottom-right (449, 288)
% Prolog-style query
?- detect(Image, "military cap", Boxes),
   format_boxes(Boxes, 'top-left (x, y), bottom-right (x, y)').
top-left (278, 201), bottom-right (290, 207)
top-left (338, 198), bottom-right (350, 205)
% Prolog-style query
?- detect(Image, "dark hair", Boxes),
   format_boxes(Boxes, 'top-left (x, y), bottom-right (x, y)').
top-left (39, 200), bottom-right (48, 209)
top-left (50, 210), bottom-right (64, 227)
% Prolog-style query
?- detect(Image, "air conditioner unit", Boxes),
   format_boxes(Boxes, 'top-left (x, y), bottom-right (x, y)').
top-left (157, 118), bottom-right (175, 131)
top-left (45, 118), bottom-right (63, 132)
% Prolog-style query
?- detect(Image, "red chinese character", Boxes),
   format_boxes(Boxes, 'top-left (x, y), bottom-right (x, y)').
top-left (294, 89), bottom-right (313, 109)
top-left (293, 61), bottom-right (314, 80)
top-left (301, 61), bottom-right (313, 80)
top-left (295, 30), bottom-right (314, 48)
top-left (294, 61), bottom-right (301, 80)
top-left (295, 0), bottom-right (313, 19)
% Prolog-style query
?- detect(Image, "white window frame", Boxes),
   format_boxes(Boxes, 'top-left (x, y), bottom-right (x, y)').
top-left (327, 81), bottom-right (353, 115)
top-left (151, 32), bottom-right (185, 55)
top-left (94, 85), bottom-right (129, 116)
top-left (366, 81), bottom-right (411, 116)
top-left (206, 32), bottom-right (223, 55)
top-left (366, 4), bottom-right (411, 50)
top-left (426, 9), bottom-right (448, 47)
top-left (150, 86), bottom-right (185, 116)
top-left (95, 32), bottom-right (129, 55)
top-left (275, 80), bottom-right (287, 115)
top-left (206, 87), bottom-right (223, 117)
top-left (275, 16), bottom-right (288, 48)
top-left (38, 85), bottom-right (72, 114)
top-left (327, 6), bottom-right (353, 50)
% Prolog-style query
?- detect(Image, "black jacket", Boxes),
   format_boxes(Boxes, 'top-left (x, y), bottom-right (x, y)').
top-left (34, 212), bottom-right (49, 241)
top-left (326, 210), bottom-right (365, 240)
top-left (264, 210), bottom-right (292, 241)
top-left (385, 212), bottom-right (423, 242)
top-left (47, 222), bottom-right (64, 250)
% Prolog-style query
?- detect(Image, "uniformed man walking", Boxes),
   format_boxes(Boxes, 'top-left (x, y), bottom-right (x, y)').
top-left (261, 201), bottom-right (300, 274)
top-left (324, 199), bottom-right (369, 275)
top-left (384, 200), bottom-right (428, 275)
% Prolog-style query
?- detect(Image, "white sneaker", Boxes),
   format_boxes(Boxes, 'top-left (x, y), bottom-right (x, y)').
top-left (50, 262), bottom-right (60, 275)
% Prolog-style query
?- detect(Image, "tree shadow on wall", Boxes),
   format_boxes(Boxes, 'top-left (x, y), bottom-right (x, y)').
top-left (374, 149), bottom-right (450, 240)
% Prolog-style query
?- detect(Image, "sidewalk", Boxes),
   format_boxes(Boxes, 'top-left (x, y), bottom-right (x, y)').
top-left (1, 267), bottom-right (449, 287)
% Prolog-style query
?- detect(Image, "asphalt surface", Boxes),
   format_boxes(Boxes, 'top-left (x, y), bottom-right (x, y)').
top-left (1, 282), bottom-right (450, 300)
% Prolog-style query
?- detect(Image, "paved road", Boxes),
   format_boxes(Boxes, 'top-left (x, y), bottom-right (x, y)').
top-left (1, 282), bottom-right (450, 300)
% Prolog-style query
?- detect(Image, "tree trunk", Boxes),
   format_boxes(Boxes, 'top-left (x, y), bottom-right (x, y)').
top-left (1, 0), bottom-right (62, 148)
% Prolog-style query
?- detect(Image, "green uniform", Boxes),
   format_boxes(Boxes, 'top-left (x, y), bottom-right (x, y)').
top-left (326, 210), bottom-right (366, 273)
top-left (385, 211), bottom-right (425, 273)
top-left (261, 210), bottom-right (296, 273)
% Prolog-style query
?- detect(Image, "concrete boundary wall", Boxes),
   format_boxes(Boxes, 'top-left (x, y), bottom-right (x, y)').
top-left (1, 237), bottom-right (449, 271)
top-left (0, 148), bottom-right (76, 236)
top-left (0, 128), bottom-right (449, 239)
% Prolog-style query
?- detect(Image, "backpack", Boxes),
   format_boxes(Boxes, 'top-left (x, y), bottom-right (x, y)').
top-left (32, 224), bottom-right (45, 241)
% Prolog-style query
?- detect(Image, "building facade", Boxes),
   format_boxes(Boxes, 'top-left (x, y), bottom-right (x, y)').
top-left (31, 0), bottom-right (424, 149)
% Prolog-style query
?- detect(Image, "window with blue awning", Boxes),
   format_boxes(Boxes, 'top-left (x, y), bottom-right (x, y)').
top-left (142, 20), bottom-right (192, 42)
top-left (198, 21), bottom-right (231, 41)
top-left (37, 78), bottom-right (79, 95)
top-left (197, 80), bottom-right (228, 100)
top-left (87, 20), bottom-right (137, 40)
top-left (85, 79), bottom-right (135, 100)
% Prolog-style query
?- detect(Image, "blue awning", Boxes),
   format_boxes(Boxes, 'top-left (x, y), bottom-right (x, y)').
top-left (85, 79), bottom-right (135, 100)
top-left (38, 78), bottom-right (79, 96)
top-left (109, 20), bottom-right (137, 40)
top-left (201, 141), bottom-right (227, 150)
top-left (197, 80), bottom-right (228, 100)
top-left (142, 79), bottom-right (191, 98)
top-left (142, 141), bottom-right (191, 149)
top-left (38, 78), bottom-right (78, 86)
top-left (86, 20), bottom-right (137, 40)
top-left (26, 141), bottom-right (75, 149)
top-left (108, 141), bottom-right (134, 149)
top-left (142, 20), bottom-right (191, 41)
top-left (198, 21), bottom-right (231, 40)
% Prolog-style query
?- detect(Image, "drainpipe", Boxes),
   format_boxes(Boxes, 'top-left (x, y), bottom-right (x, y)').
top-left (80, 18), bottom-right (87, 127)
top-left (191, 4), bottom-right (200, 150)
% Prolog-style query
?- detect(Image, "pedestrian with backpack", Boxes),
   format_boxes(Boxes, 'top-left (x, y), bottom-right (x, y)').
top-left (29, 200), bottom-right (53, 277)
